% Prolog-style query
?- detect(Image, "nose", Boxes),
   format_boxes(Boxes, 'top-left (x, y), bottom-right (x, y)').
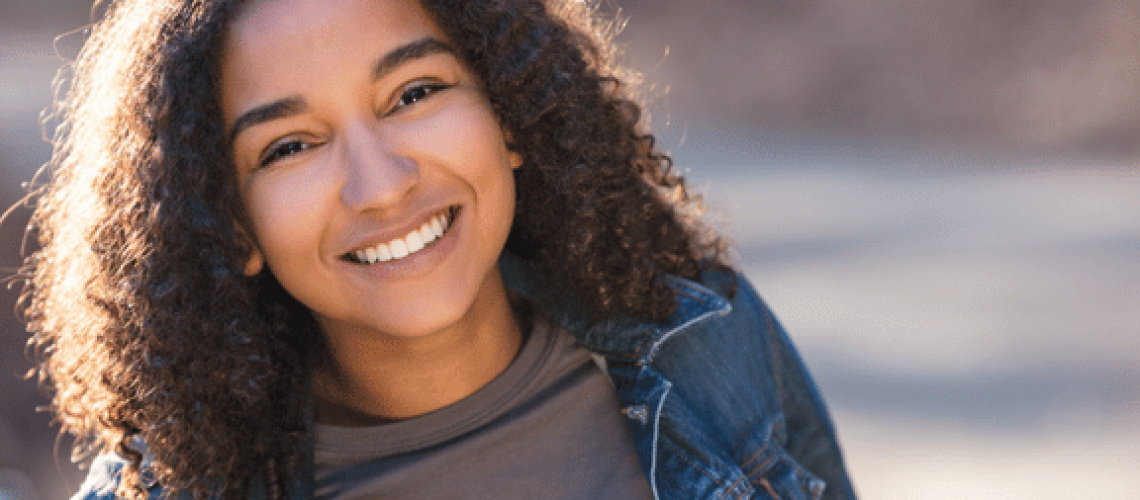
top-left (338, 124), bottom-right (420, 213)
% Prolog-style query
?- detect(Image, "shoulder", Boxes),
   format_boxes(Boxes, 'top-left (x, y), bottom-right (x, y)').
top-left (658, 269), bottom-right (858, 499)
top-left (647, 269), bottom-right (794, 449)
top-left (656, 268), bottom-right (823, 415)
top-left (653, 267), bottom-right (830, 449)
top-left (71, 451), bottom-right (186, 500)
top-left (72, 453), bottom-right (128, 500)
top-left (71, 448), bottom-right (282, 500)
top-left (655, 267), bottom-right (785, 369)
top-left (700, 266), bottom-right (779, 334)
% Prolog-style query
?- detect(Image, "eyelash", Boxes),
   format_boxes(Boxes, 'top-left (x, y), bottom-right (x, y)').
top-left (392, 81), bottom-right (451, 112)
top-left (256, 82), bottom-right (452, 168)
top-left (259, 140), bottom-right (313, 167)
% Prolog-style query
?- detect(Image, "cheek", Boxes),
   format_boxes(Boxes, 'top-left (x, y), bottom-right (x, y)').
top-left (244, 169), bottom-right (335, 262)
top-left (410, 95), bottom-right (517, 186)
top-left (402, 97), bottom-right (517, 248)
top-left (447, 105), bottom-right (517, 219)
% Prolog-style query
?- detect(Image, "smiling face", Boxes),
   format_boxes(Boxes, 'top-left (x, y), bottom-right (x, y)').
top-left (219, 0), bottom-right (522, 340)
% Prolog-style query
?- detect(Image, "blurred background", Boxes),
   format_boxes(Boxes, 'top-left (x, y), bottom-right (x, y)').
top-left (2, 0), bottom-right (1138, 498)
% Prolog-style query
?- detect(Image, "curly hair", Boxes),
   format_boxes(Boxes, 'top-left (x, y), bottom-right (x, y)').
top-left (20, 0), bottom-right (731, 497)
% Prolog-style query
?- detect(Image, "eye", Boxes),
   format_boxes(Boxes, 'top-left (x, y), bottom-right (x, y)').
top-left (391, 82), bottom-right (451, 112)
top-left (259, 140), bottom-right (314, 168)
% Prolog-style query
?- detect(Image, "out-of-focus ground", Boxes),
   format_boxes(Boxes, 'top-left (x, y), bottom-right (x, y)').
top-left (2, 1), bottom-right (1138, 499)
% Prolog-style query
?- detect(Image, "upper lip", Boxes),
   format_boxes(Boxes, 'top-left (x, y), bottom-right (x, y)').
top-left (339, 205), bottom-right (457, 258)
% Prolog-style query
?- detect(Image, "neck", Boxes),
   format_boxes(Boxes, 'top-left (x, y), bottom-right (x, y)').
top-left (312, 270), bottom-right (524, 426)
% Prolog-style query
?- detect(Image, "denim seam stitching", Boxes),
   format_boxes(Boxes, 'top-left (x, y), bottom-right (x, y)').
top-left (724, 473), bottom-right (752, 500)
top-left (757, 476), bottom-right (781, 500)
top-left (739, 418), bottom-right (785, 473)
top-left (660, 434), bottom-right (727, 492)
top-left (648, 383), bottom-right (671, 500)
top-left (642, 301), bottom-right (732, 363)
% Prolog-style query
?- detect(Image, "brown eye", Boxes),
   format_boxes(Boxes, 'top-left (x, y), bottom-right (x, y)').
top-left (260, 140), bottom-right (313, 167)
top-left (393, 82), bottom-right (450, 111)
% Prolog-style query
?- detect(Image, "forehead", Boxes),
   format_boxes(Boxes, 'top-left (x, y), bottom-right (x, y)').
top-left (224, 0), bottom-right (441, 55)
top-left (218, 0), bottom-right (451, 120)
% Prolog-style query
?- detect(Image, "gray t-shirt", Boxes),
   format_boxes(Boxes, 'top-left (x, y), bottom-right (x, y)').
top-left (313, 310), bottom-right (654, 499)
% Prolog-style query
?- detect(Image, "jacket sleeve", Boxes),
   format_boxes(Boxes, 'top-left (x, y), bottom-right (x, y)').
top-left (746, 277), bottom-right (858, 499)
top-left (71, 452), bottom-right (181, 500)
top-left (71, 453), bottom-right (127, 500)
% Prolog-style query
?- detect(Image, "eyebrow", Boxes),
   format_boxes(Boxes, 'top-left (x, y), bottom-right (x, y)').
top-left (227, 98), bottom-right (307, 148)
top-left (372, 37), bottom-right (454, 82)
top-left (226, 37), bottom-right (456, 147)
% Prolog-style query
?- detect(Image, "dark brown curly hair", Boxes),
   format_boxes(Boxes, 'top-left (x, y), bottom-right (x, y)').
top-left (20, 0), bottom-right (731, 497)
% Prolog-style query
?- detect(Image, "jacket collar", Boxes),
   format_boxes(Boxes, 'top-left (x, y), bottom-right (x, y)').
top-left (499, 252), bottom-right (732, 365)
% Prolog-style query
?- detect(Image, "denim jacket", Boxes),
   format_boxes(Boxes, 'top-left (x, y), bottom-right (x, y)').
top-left (75, 259), bottom-right (856, 499)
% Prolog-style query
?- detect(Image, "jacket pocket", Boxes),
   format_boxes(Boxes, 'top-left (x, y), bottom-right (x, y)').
top-left (739, 419), bottom-right (827, 500)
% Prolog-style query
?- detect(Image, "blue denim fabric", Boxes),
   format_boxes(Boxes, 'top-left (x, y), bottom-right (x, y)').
top-left (73, 257), bottom-right (856, 499)
top-left (502, 257), bottom-right (856, 500)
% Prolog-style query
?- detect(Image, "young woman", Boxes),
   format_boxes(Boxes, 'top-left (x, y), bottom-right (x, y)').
top-left (24, 0), bottom-right (856, 498)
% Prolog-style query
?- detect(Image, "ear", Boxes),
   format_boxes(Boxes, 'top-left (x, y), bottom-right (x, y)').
top-left (503, 131), bottom-right (523, 169)
top-left (243, 248), bottom-right (264, 276)
top-left (236, 221), bottom-right (264, 276)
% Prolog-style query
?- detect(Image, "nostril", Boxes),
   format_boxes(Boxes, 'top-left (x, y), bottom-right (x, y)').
top-left (340, 148), bottom-right (421, 212)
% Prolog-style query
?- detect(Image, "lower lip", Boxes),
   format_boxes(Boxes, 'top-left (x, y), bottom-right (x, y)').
top-left (342, 208), bottom-right (463, 281)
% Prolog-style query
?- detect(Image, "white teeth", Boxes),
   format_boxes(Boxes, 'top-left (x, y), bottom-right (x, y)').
top-left (405, 231), bottom-right (424, 253)
top-left (352, 209), bottom-right (454, 264)
top-left (430, 217), bottom-right (444, 238)
top-left (376, 243), bottom-right (392, 261)
top-left (390, 239), bottom-right (409, 259)
top-left (420, 224), bottom-right (436, 245)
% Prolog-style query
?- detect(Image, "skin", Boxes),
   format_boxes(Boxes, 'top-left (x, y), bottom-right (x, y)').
top-left (220, 0), bottom-right (525, 424)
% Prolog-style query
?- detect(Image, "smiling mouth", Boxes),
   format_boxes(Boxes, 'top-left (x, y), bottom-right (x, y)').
top-left (344, 206), bottom-right (460, 265)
